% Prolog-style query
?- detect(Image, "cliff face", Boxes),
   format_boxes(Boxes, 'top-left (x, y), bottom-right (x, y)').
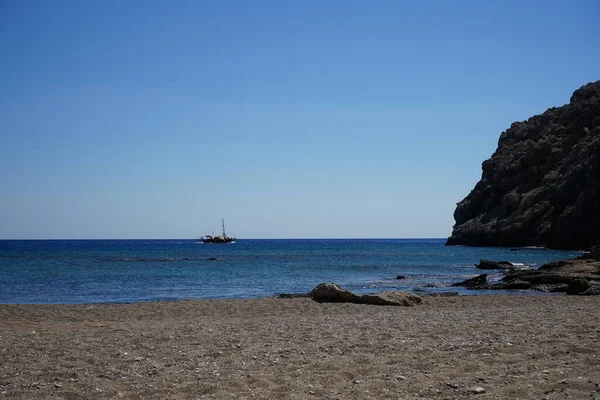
top-left (447, 81), bottom-right (600, 250)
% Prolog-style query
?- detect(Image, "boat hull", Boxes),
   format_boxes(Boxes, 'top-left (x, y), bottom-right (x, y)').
top-left (201, 237), bottom-right (236, 244)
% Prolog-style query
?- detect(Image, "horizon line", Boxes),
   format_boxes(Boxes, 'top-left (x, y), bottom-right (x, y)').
top-left (0, 237), bottom-right (449, 241)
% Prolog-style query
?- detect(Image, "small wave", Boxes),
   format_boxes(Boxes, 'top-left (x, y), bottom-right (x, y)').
top-left (509, 262), bottom-right (534, 270)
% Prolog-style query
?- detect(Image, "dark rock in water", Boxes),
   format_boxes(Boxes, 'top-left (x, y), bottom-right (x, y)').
top-left (309, 283), bottom-right (422, 306)
top-left (451, 274), bottom-right (488, 288)
top-left (501, 280), bottom-right (532, 290)
top-left (475, 259), bottom-right (515, 270)
top-left (396, 275), bottom-right (407, 280)
top-left (446, 80), bottom-right (600, 250)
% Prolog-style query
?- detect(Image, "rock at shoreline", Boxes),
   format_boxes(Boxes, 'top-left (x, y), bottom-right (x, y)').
top-left (309, 283), bottom-right (422, 306)
top-left (475, 260), bottom-right (515, 270)
top-left (455, 257), bottom-right (600, 294)
top-left (447, 80), bottom-right (600, 250)
top-left (566, 279), bottom-right (600, 296)
top-left (309, 283), bottom-right (358, 302)
top-left (451, 274), bottom-right (488, 288)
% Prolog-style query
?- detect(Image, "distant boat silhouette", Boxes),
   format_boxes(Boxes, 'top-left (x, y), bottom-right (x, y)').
top-left (200, 219), bottom-right (236, 244)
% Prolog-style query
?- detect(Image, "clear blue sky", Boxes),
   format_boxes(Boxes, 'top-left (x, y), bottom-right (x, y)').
top-left (1, 0), bottom-right (598, 239)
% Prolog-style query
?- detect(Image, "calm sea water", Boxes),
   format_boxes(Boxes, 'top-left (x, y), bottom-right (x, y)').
top-left (0, 239), bottom-right (582, 304)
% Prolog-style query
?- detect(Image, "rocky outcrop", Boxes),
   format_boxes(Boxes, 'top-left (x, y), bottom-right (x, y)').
top-left (453, 252), bottom-right (600, 294)
top-left (451, 274), bottom-right (488, 288)
top-left (447, 81), bottom-right (600, 250)
top-left (475, 260), bottom-right (516, 270)
top-left (566, 279), bottom-right (600, 295)
top-left (309, 283), bottom-right (358, 302)
top-left (500, 258), bottom-right (600, 293)
top-left (309, 283), bottom-right (422, 306)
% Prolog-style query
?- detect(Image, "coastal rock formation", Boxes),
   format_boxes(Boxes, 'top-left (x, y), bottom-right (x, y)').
top-left (566, 279), bottom-right (600, 296)
top-left (451, 274), bottom-right (488, 288)
top-left (359, 291), bottom-right (422, 306)
top-left (500, 257), bottom-right (600, 294)
top-left (447, 80), bottom-right (600, 250)
top-left (309, 283), bottom-right (422, 306)
top-left (453, 251), bottom-right (600, 294)
top-left (310, 283), bottom-right (358, 302)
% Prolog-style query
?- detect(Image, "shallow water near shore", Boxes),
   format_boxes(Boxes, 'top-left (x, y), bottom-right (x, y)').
top-left (0, 239), bottom-right (582, 304)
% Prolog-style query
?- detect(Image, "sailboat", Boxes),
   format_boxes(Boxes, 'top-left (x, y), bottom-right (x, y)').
top-left (201, 219), bottom-right (236, 243)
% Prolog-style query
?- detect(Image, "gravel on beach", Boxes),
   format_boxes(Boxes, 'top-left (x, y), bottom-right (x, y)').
top-left (1, 295), bottom-right (599, 399)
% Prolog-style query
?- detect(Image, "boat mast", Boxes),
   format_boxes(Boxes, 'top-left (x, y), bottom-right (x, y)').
top-left (222, 219), bottom-right (226, 237)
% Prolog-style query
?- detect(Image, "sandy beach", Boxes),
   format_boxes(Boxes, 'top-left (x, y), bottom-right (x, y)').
top-left (1, 295), bottom-right (599, 399)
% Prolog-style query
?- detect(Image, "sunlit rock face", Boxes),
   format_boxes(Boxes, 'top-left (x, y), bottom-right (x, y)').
top-left (447, 81), bottom-right (600, 250)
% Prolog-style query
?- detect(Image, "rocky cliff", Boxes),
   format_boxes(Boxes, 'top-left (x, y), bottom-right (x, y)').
top-left (447, 81), bottom-right (600, 250)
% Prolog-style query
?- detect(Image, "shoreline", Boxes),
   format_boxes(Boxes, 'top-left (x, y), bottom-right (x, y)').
top-left (0, 287), bottom-right (571, 307)
top-left (1, 295), bottom-right (599, 399)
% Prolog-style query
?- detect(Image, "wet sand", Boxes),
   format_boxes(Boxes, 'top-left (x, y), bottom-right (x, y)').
top-left (1, 295), bottom-right (599, 399)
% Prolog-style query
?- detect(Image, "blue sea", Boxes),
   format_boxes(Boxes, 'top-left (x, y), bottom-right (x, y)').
top-left (0, 239), bottom-right (582, 304)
